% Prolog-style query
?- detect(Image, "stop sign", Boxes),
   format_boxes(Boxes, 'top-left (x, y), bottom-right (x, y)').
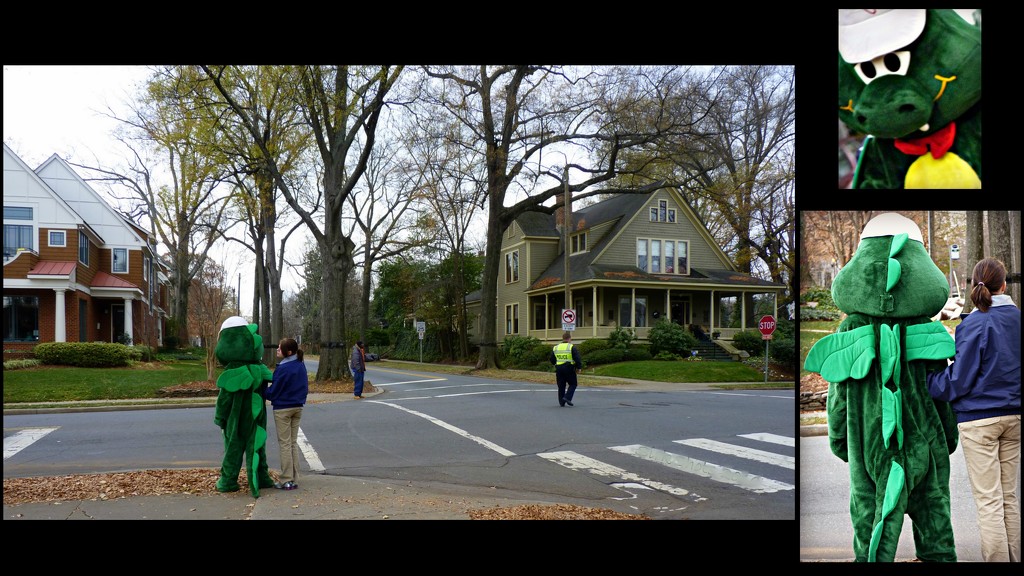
top-left (758, 315), bottom-right (777, 336)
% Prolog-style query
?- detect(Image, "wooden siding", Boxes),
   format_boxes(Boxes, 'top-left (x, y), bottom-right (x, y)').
top-left (595, 190), bottom-right (722, 272)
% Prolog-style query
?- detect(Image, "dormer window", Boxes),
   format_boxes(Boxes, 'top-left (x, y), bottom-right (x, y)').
top-left (570, 231), bottom-right (587, 254)
top-left (48, 230), bottom-right (66, 247)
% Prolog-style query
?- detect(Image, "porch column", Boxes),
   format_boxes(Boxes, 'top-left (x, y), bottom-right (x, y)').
top-left (631, 288), bottom-right (636, 328)
top-left (545, 294), bottom-right (549, 339)
top-left (665, 290), bottom-right (671, 323)
top-left (54, 288), bottom-right (67, 342)
top-left (709, 290), bottom-right (715, 336)
top-left (592, 286), bottom-right (597, 338)
top-left (123, 297), bottom-right (134, 343)
top-left (742, 291), bottom-right (747, 331)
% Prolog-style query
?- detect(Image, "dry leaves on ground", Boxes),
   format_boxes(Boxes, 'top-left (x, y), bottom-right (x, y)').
top-left (3, 468), bottom-right (647, 519)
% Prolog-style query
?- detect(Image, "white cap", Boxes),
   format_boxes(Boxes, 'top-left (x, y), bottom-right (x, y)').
top-left (220, 316), bottom-right (248, 332)
top-left (839, 9), bottom-right (926, 63)
top-left (860, 212), bottom-right (924, 242)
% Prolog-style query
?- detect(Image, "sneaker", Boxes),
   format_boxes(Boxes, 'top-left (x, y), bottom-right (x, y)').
top-left (282, 481), bottom-right (297, 490)
top-left (559, 397), bottom-right (566, 407)
top-left (565, 399), bottom-right (574, 406)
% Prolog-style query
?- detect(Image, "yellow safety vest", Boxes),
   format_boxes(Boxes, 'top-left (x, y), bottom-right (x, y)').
top-left (553, 342), bottom-right (574, 365)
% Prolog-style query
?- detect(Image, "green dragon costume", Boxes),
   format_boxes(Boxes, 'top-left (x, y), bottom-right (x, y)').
top-left (804, 213), bottom-right (959, 562)
top-left (839, 9), bottom-right (981, 189)
top-left (213, 316), bottom-right (275, 497)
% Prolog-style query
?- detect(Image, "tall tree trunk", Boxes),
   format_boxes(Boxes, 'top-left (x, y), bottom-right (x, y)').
top-left (475, 200), bottom-right (506, 370)
top-left (963, 211), bottom-right (985, 313)
top-left (987, 210), bottom-right (1014, 304)
top-left (1010, 210), bottom-right (1022, 305)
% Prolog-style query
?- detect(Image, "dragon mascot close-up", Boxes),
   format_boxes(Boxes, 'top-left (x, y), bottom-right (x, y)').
top-left (213, 316), bottom-right (275, 497)
top-left (804, 213), bottom-right (959, 562)
top-left (839, 9), bottom-right (981, 189)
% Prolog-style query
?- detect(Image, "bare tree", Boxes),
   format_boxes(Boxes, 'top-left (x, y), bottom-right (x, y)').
top-left (189, 258), bottom-right (234, 379)
top-left (202, 65), bottom-right (404, 380)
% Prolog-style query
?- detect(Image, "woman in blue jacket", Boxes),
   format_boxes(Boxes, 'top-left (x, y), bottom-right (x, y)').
top-left (928, 257), bottom-right (1021, 562)
top-left (266, 337), bottom-right (309, 491)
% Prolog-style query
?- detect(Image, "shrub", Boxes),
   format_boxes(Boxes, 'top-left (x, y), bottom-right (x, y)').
top-left (769, 335), bottom-right (796, 365)
top-left (3, 358), bottom-right (41, 370)
top-left (623, 346), bottom-right (652, 362)
top-left (800, 306), bottom-right (841, 321)
top-left (33, 342), bottom-right (133, 367)
top-left (607, 326), bottom-right (636, 349)
top-left (648, 320), bottom-right (696, 356)
top-left (731, 330), bottom-right (765, 356)
top-left (576, 338), bottom-right (610, 355)
top-left (500, 335), bottom-right (542, 364)
top-left (585, 348), bottom-right (625, 366)
top-left (653, 350), bottom-right (683, 361)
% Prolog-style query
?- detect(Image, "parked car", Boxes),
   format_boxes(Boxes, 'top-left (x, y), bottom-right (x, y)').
top-left (365, 352), bottom-right (380, 361)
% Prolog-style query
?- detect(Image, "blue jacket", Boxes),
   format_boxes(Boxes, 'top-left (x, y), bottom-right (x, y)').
top-left (927, 295), bottom-right (1021, 423)
top-left (266, 356), bottom-right (309, 410)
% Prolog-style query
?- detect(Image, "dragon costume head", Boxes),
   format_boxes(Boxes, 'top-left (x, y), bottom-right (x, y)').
top-left (832, 212), bottom-right (950, 319)
top-left (216, 316), bottom-right (263, 370)
top-left (839, 9), bottom-right (981, 188)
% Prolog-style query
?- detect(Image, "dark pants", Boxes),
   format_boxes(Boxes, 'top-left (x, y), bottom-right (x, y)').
top-left (353, 369), bottom-right (364, 396)
top-left (556, 364), bottom-right (577, 404)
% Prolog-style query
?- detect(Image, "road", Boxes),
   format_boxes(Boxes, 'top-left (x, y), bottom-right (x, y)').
top-left (3, 364), bottom-right (795, 520)
top-left (800, 434), bottom-right (1020, 562)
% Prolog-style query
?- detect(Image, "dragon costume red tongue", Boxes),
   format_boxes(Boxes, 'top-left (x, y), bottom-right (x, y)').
top-left (893, 122), bottom-right (956, 158)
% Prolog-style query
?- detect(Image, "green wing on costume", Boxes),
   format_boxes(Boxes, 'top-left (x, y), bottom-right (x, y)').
top-left (803, 324), bottom-right (876, 383)
top-left (905, 321), bottom-right (956, 361)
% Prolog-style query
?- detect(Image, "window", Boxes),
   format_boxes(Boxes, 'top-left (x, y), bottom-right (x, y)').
top-left (78, 231), bottom-right (90, 266)
top-left (3, 206), bottom-right (34, 258)
top-left (4, 296), bottom-right (39, 342)
top-left (49, 230), bottom-right (66, 247)
top-left (637, 238), bottom-right (689, 275)
top-left (570, 232), bottom-right (587, 254)
top-left (113, 248), bottom-right (128, 273)
top-left (650, 199), bottom-right (676, 223)
top-left (505, 303), bottom-right (519, 334)
top-left (637, 239), bottom-right (648, 272)
top-left (617, 296), bottom-right (647, 328)
top-left (505, 250), bottom-right (519, 283)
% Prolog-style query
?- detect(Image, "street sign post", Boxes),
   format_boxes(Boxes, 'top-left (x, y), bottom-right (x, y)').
top-left (416, 321), bottom-right (425, 362)
top-left (561, 308), bottom-right (576, 332)
top-left (758, 315), bottom-right (776, 384)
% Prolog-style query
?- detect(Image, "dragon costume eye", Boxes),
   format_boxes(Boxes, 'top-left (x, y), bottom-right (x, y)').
top-left (854, 51), bottom-right (911, 84)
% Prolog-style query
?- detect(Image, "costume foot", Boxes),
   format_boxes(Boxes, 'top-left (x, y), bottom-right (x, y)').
top-left (216, 482), bottom-right (240, 493)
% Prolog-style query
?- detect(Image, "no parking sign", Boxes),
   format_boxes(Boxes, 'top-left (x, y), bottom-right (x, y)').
top-left (561, 309), bottom-right (576, 331)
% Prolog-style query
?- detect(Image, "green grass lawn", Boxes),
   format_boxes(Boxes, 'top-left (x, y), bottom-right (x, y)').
top-left (3, 361), bottom-right (213, 403)
top-left (589, 359), bottom-right (773, 383)
top-left (800, 320), bottom-right (839, 378)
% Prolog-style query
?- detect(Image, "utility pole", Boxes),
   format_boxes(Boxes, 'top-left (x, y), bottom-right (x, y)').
top-left (563, 165), bottom-right (571, 313)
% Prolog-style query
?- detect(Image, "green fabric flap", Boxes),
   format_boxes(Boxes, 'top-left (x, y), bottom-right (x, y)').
top-left (804, 324), bottom-right (877, 383)
top-left (905, 321), bottom-right (956, 361)
top-left (869, 460), bottom-right (906, 562)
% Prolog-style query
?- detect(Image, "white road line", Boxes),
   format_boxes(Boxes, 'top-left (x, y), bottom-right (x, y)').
top-left (296, 428), bottom-right (325, 472)
top-left (538, 450), bottom-right (698, 499)
top-left (674, 438), bottom-right (794, 469)
top-left (374, 378), bottom-right (447, 387)
top-left (4, 427), bottom-right (58, 460)
top-left (739, 432), bottom-right (794, 447)
top-left (610, 444), bottom-right (794, 493)
top-left (369, 401), bottom-right (516, 457)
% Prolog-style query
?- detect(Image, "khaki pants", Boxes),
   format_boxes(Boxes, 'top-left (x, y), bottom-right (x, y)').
top-left (273, 407), bottom-right (303, 484)
top-left (959, 414), bottom-right (1022, 562)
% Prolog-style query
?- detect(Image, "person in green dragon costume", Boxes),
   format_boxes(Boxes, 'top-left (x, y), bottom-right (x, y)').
top-left (804, 213), bottom-right (959, 562)
top-left (213, 316), bottom-right (275, 497)
top-left (839, 9), bottom-right (981, 189)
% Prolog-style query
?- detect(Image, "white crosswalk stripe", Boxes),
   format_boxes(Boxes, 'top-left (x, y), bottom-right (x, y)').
top-left (4, 427), bottom-right (58, 461)
top-left (539, 432), bottom-right (794, 498)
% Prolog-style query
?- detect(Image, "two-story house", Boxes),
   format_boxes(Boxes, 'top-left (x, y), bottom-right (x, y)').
top-left (3, 143), bottom-right (168, 359)
top-left (467, 188), bottom-right (787, 345)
